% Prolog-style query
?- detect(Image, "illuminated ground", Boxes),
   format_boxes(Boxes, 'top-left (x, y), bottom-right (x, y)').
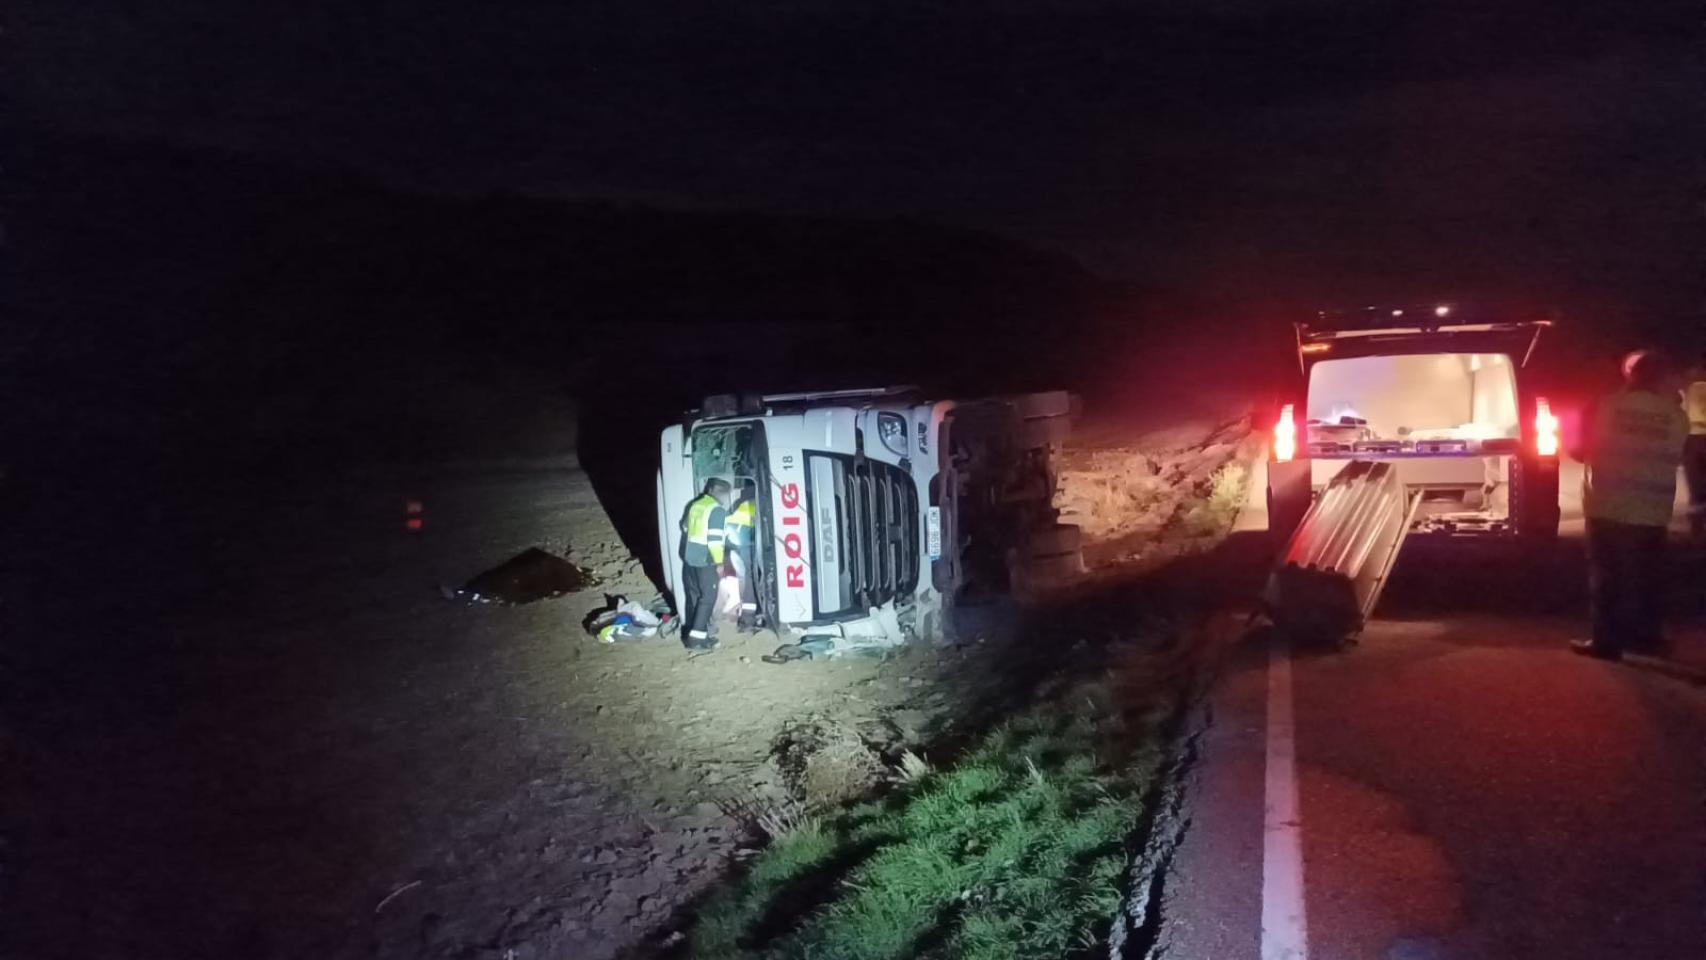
top-left (3, 395), bottom-right (1250, 960)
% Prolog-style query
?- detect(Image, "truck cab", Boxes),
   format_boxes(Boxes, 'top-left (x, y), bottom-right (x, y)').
top-left (657, 388), bottom-right (1073, 653)
top-left (1267, 306), bottom-right (1562, 543)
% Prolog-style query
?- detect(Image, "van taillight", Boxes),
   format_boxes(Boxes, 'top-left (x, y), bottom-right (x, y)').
top-left (1534, 397), bottom-right (1559, 457)
top-left (1274, 403), bottom-right (1297, 462)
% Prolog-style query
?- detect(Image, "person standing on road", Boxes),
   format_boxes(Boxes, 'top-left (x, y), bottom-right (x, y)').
top-left (725, 480), bottom-right (762, 634)
top-left (1574, 349), bottom-right (1689, 660)
top-left (680, 478), bottom-right (732, 651)
top-left (1683, 354), bottom-right (1706, 541)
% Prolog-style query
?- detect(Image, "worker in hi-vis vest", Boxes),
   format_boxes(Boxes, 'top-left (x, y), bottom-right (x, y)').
top-left (1574, 349), bottom-right (1689, 660)
top-left (725, 480), bottom-right (762, 633)
top-left (680, 478), bottom-right (732, 650)
top-left (1684, 353), bottom-right (1706, 541)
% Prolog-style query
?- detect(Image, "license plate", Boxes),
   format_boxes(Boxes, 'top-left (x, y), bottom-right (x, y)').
top-left (926, 506), bottom-right (942, 560)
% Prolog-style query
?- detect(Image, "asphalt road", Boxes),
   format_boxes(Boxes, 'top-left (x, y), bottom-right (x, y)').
top-left (1159, 460), bottom-right (1706, 960)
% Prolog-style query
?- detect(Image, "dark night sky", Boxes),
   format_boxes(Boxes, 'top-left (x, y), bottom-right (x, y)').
top-left (14, 1), bottom-right (1706, 315)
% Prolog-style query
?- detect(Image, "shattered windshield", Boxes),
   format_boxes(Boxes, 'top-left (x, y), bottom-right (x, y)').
top-left (691, 423), bottom-right (762, 492)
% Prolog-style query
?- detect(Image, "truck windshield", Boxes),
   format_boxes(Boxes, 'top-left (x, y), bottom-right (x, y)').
top-left (805, 452), bottom-right (919, 618)
top-left (691, 423), bottom-right (762, 494)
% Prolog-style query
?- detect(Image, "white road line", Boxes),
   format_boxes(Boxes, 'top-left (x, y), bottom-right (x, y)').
top-left (1262, 636), bottom-right (1310, 960)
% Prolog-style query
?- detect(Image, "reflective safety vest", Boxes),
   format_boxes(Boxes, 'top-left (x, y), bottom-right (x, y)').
top-left (683, 494), bottom-right (726, 567)
top-left (1686, 377), bottom-right (1706, 436)
top-left (725, 499), bottom-right (757, 550)
top-left (1584, 388), bottom-right (1688, 527)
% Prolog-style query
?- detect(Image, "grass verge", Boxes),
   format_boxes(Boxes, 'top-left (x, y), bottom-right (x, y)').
top-left (688, 690), bottom-right (1166, 960)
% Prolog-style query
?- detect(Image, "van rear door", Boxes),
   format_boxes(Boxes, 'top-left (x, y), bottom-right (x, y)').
top-left (1297, 317), bottom-right (1548, 373)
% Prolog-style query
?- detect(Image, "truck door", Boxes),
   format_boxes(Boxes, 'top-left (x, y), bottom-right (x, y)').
top-left (687, 421), bottom-right (773, 623)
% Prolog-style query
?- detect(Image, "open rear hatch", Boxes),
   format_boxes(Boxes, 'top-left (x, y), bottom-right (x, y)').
top-left (1267, 305), bottom-right (1561, 547)
top-left (1296, 307), bottom-right (1549, 370)
top-left (1291, 308), bottom-right (1551, 467)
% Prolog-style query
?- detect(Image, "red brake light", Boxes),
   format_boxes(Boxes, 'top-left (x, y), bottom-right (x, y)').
top-left (1274, 403), bottom-right (1297, 462)
top-left (1534, 397), bottom-right (1559, 457)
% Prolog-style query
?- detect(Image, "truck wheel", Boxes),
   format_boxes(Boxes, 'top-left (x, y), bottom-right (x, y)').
top-left (700, 394), bottom-right (740, 418)
top-left (1025, 523), bottom-right (1082, 555)
top-left (1013, 392), bottom-right (1074, 419)
top-left (1012, 550), bottom-right (1084, 583)
top-left (1018, 416), bottom-right (1071, 448)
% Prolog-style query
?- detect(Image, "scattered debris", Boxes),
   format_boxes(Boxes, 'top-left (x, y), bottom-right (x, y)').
top-left (762, 637), bottom-right (837, 663)
top-left (582, 595), bottom-right (672, 642)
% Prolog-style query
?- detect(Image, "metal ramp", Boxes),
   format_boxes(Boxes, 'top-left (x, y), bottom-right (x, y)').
top-left (1263, 460), bottom-right (1420, 641)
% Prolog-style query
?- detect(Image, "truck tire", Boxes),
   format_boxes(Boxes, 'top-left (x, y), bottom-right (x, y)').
top-left (1018, 416), bottom-right (1071, 449)
top-left (700, 394), bottom-right (740, 419)
top-left (1024, 523), bottom-right (1082, 555)
top-left (1013, 392), bottom-right (1073, 419)
top-left (1012, 550), bottom-right (1084, 582)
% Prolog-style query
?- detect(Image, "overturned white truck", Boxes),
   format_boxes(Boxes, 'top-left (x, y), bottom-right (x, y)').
top-left (656, 388), bottom-right (1079, 655)
top-left (1265, 308), bottom-right (1562, 638)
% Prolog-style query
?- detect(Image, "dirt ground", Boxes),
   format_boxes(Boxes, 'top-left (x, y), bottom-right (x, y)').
top-left (2, 394), bottom-right (1250, 960)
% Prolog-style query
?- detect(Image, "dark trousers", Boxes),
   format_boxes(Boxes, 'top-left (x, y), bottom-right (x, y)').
top-left (683, 562), bottom-right (720, 646)
top-left (1586, 518), bottom-right (1666, 655)
top-left (1685, 435), bottom-right (1706, 536)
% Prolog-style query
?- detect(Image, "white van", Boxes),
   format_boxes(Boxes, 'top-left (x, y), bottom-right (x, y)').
top-left (1267, 306), bottom-right (1561, 543)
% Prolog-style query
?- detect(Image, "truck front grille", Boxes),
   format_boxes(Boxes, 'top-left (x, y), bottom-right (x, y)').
top-left (842, 457), bottom-right (920, 610)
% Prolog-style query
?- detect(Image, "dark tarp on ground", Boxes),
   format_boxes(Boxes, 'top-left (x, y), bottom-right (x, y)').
top-left (447, 547), bottom-right (596, 604)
